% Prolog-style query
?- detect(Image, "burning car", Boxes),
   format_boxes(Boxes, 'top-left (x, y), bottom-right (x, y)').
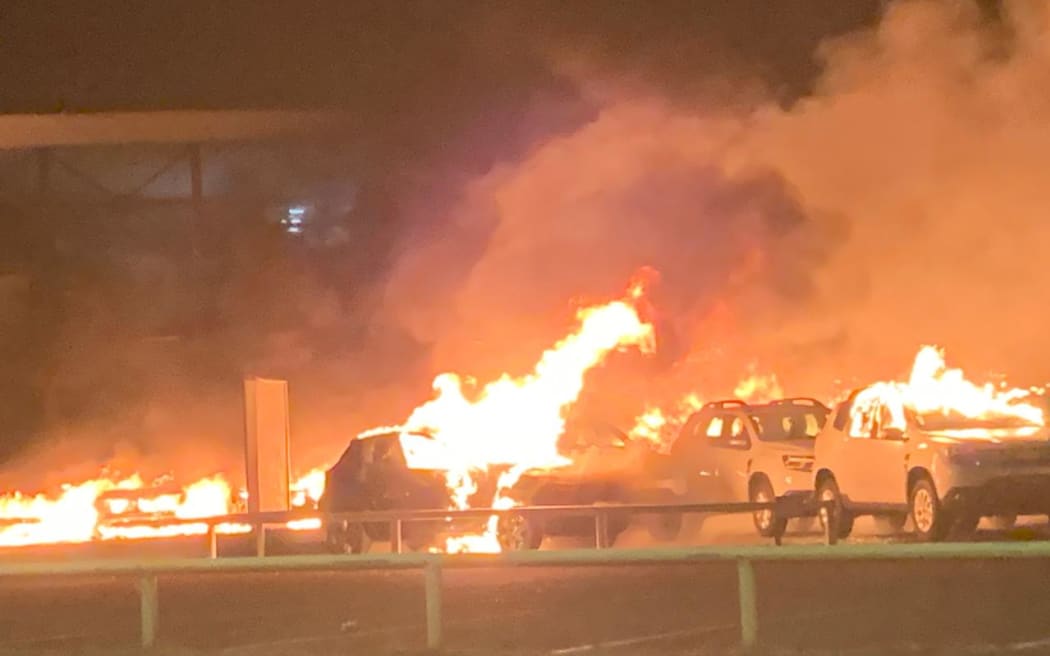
top-left (93, 481), bottom-right (188, 539)
top-left (666, 397), bottom-right (829, 539)
top-left (320, 422), bottom-right (670, 553)
top-left (814, 385), bottom-right (1050, 542)
top-left (318, 429), bottom-right (464, 553)
top-left (493, 421), bottom-right (675, 550)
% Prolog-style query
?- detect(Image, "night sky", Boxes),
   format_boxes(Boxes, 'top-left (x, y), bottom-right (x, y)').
top-left (0, 3), bottom-right (881, 120)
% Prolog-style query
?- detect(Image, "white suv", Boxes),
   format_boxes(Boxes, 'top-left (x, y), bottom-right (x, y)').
top-left (814, 387), bottom-right (1050, 542)
top-left (669, 398), bottom-right (829, 539)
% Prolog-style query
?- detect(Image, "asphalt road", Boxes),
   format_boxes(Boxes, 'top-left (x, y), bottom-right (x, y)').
top-left (0, 515), bottom-right (1049, 655)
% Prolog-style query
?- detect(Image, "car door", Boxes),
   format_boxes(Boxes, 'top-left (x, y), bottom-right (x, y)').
top-left (670, 411), bottom-right (725, 501)
top-left (846, 400), bottom-right (909, 505)
top-left (712, 411), bottom-right (754, 501)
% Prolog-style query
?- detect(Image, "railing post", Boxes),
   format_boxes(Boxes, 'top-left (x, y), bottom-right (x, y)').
top-left (595, 511), bottom-right (609, 549)
top-left (737, 558), bottom-right (757, 652)
top-left (138, 574), bottom-right (159, 649)
top-left (424, 558), bottom-right (443, 650)
top-left (823, 501), bottom-right (838, 546)
top-left (207, 523), bottom-right (218, 559)
top-left (255, 523), bottom-right (266, 557)
top-left (391, 519), bottom-right (403, 554)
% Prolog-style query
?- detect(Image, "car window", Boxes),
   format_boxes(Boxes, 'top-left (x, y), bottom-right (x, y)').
top-left (848, 402), bottom-right (876, 439)
top-left (748, 405), bottom-right (827, 441)
top-left (727, 417), bottom-right (750, 447)
top-left (704, 416), bottom-right (725, 438)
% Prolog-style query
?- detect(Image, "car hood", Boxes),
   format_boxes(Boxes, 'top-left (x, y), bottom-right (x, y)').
top-left (757, 439), bottom-right (816, 455)
top-left (925, 426), bottom-right (1049, 446)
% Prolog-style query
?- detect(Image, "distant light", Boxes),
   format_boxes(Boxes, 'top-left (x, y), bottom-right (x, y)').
top-left (289, 206), bottom-right (307, 217)
top-left (287, 226), bottom-right (303, 235)
top-left (289, 216), bottom-right (303, 226)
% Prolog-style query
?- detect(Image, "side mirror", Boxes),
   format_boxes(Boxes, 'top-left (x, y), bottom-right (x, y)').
top-left (880, 427), bottom-right (906, 441)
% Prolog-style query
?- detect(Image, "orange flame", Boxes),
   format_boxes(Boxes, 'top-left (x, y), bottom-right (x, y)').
top-left (733, 368), bottom-right (784, 404)
top-left (381, 283), bottom-right (655, 552)
top-left (850, 346), bottom-right (1045, 435)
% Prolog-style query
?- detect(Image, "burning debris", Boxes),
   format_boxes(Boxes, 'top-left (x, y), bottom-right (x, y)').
top-left (0, 469), bottom-right (328, 547)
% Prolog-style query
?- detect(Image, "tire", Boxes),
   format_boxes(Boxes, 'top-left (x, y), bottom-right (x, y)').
top-left (325, 520), bottom-right (371, 554)
top-left (988, 514), bottom-right (1017, 531)
top-left (909, 478), bottom-right (951, 542)
top-left (496, 512), bottom-right (543, 551)
top-left (873, 513), bottom-right (909, 534)
top-left (816, 477), bottom-right (853, 540)
top-left (750, 477), bottom-right (787, 539)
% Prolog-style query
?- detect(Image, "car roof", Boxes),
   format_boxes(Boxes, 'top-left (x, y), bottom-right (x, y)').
top-left (698, 397), bottom-right (830, 413)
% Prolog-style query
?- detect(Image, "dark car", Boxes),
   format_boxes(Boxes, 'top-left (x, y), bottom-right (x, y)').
top-left (495, 423), bottom-right (677, 550)
top-left (318, 430), bottom-right (460, 553)
top-left (321, 423), bottom-right (669, 553)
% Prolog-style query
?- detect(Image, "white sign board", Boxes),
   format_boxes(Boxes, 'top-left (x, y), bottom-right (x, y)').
top-left (243, 377), bottom-right (291, 513)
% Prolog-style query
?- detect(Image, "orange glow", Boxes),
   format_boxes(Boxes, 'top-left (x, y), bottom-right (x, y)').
top-left (628, 367), bottom-right (783, 451)
top-left (0, 470), bottom-right (328, 547)
top-left (733, 368), bottom-right (784, 404)
top-left (628, 392), bottom-right (703, 451)
top-left (0, 280), bottom-right (655, 551)
top-left (290, 469), bottom-right (326, 508)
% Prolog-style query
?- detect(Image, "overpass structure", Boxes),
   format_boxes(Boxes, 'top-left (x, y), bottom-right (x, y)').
top-left (0, 110), bottom-right (355, 247)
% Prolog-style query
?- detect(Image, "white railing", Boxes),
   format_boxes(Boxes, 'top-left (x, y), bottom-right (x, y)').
top-left (6, 541), bottom-right (1050, 652)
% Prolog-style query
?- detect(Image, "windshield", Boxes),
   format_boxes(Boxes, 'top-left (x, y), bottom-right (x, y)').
top-left (749, 406), bottom-right (828, 441)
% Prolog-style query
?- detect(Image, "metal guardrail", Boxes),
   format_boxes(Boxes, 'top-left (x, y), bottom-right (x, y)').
top-left (8, 541), bottom-right (1050, 652)
top-left (99, 499), bottom-right (827, 557)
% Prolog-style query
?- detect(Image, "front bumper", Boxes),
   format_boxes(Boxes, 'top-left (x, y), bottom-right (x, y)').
top-left (943, 474), bottom-right (1050, 516)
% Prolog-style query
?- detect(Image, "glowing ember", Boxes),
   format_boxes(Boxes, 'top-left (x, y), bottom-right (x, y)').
top-left (381, 282), bottom-right (655, 552)
top-left (850, 346), bottom-right (1045, 435)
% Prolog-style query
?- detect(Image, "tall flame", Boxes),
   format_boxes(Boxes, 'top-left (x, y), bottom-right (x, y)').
top-left (387, 285), bottom-right (655, 552)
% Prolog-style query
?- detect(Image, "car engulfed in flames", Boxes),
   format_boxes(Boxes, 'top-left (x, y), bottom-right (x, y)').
top-left (322, 277), bottom-right (659, 553)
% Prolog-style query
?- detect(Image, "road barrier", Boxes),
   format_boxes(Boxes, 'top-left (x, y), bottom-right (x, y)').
top-left (98, 498), bottom-right (828, 558)
top-left (6, 541), bottom-right (1050, 651)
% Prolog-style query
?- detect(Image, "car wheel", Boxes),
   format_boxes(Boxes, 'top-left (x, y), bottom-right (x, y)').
top-left (988, 514), bottom-right (1017, 531)
top-left (873, 513), bottom-right (909, 535)
top-left (816, 477), bottom-right (853, 540)
top-left (910, 478), bottom-right (951, 542)
top-left (496, 512), bottom-right (542, 551)
top-left (750, 477), bottom-right (787, 539)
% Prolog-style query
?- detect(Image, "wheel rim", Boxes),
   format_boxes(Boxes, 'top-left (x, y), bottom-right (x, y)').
top-left (753, 489), bottom-right (773, 529)
top-left (913, 487), bottom-right (935, 533)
